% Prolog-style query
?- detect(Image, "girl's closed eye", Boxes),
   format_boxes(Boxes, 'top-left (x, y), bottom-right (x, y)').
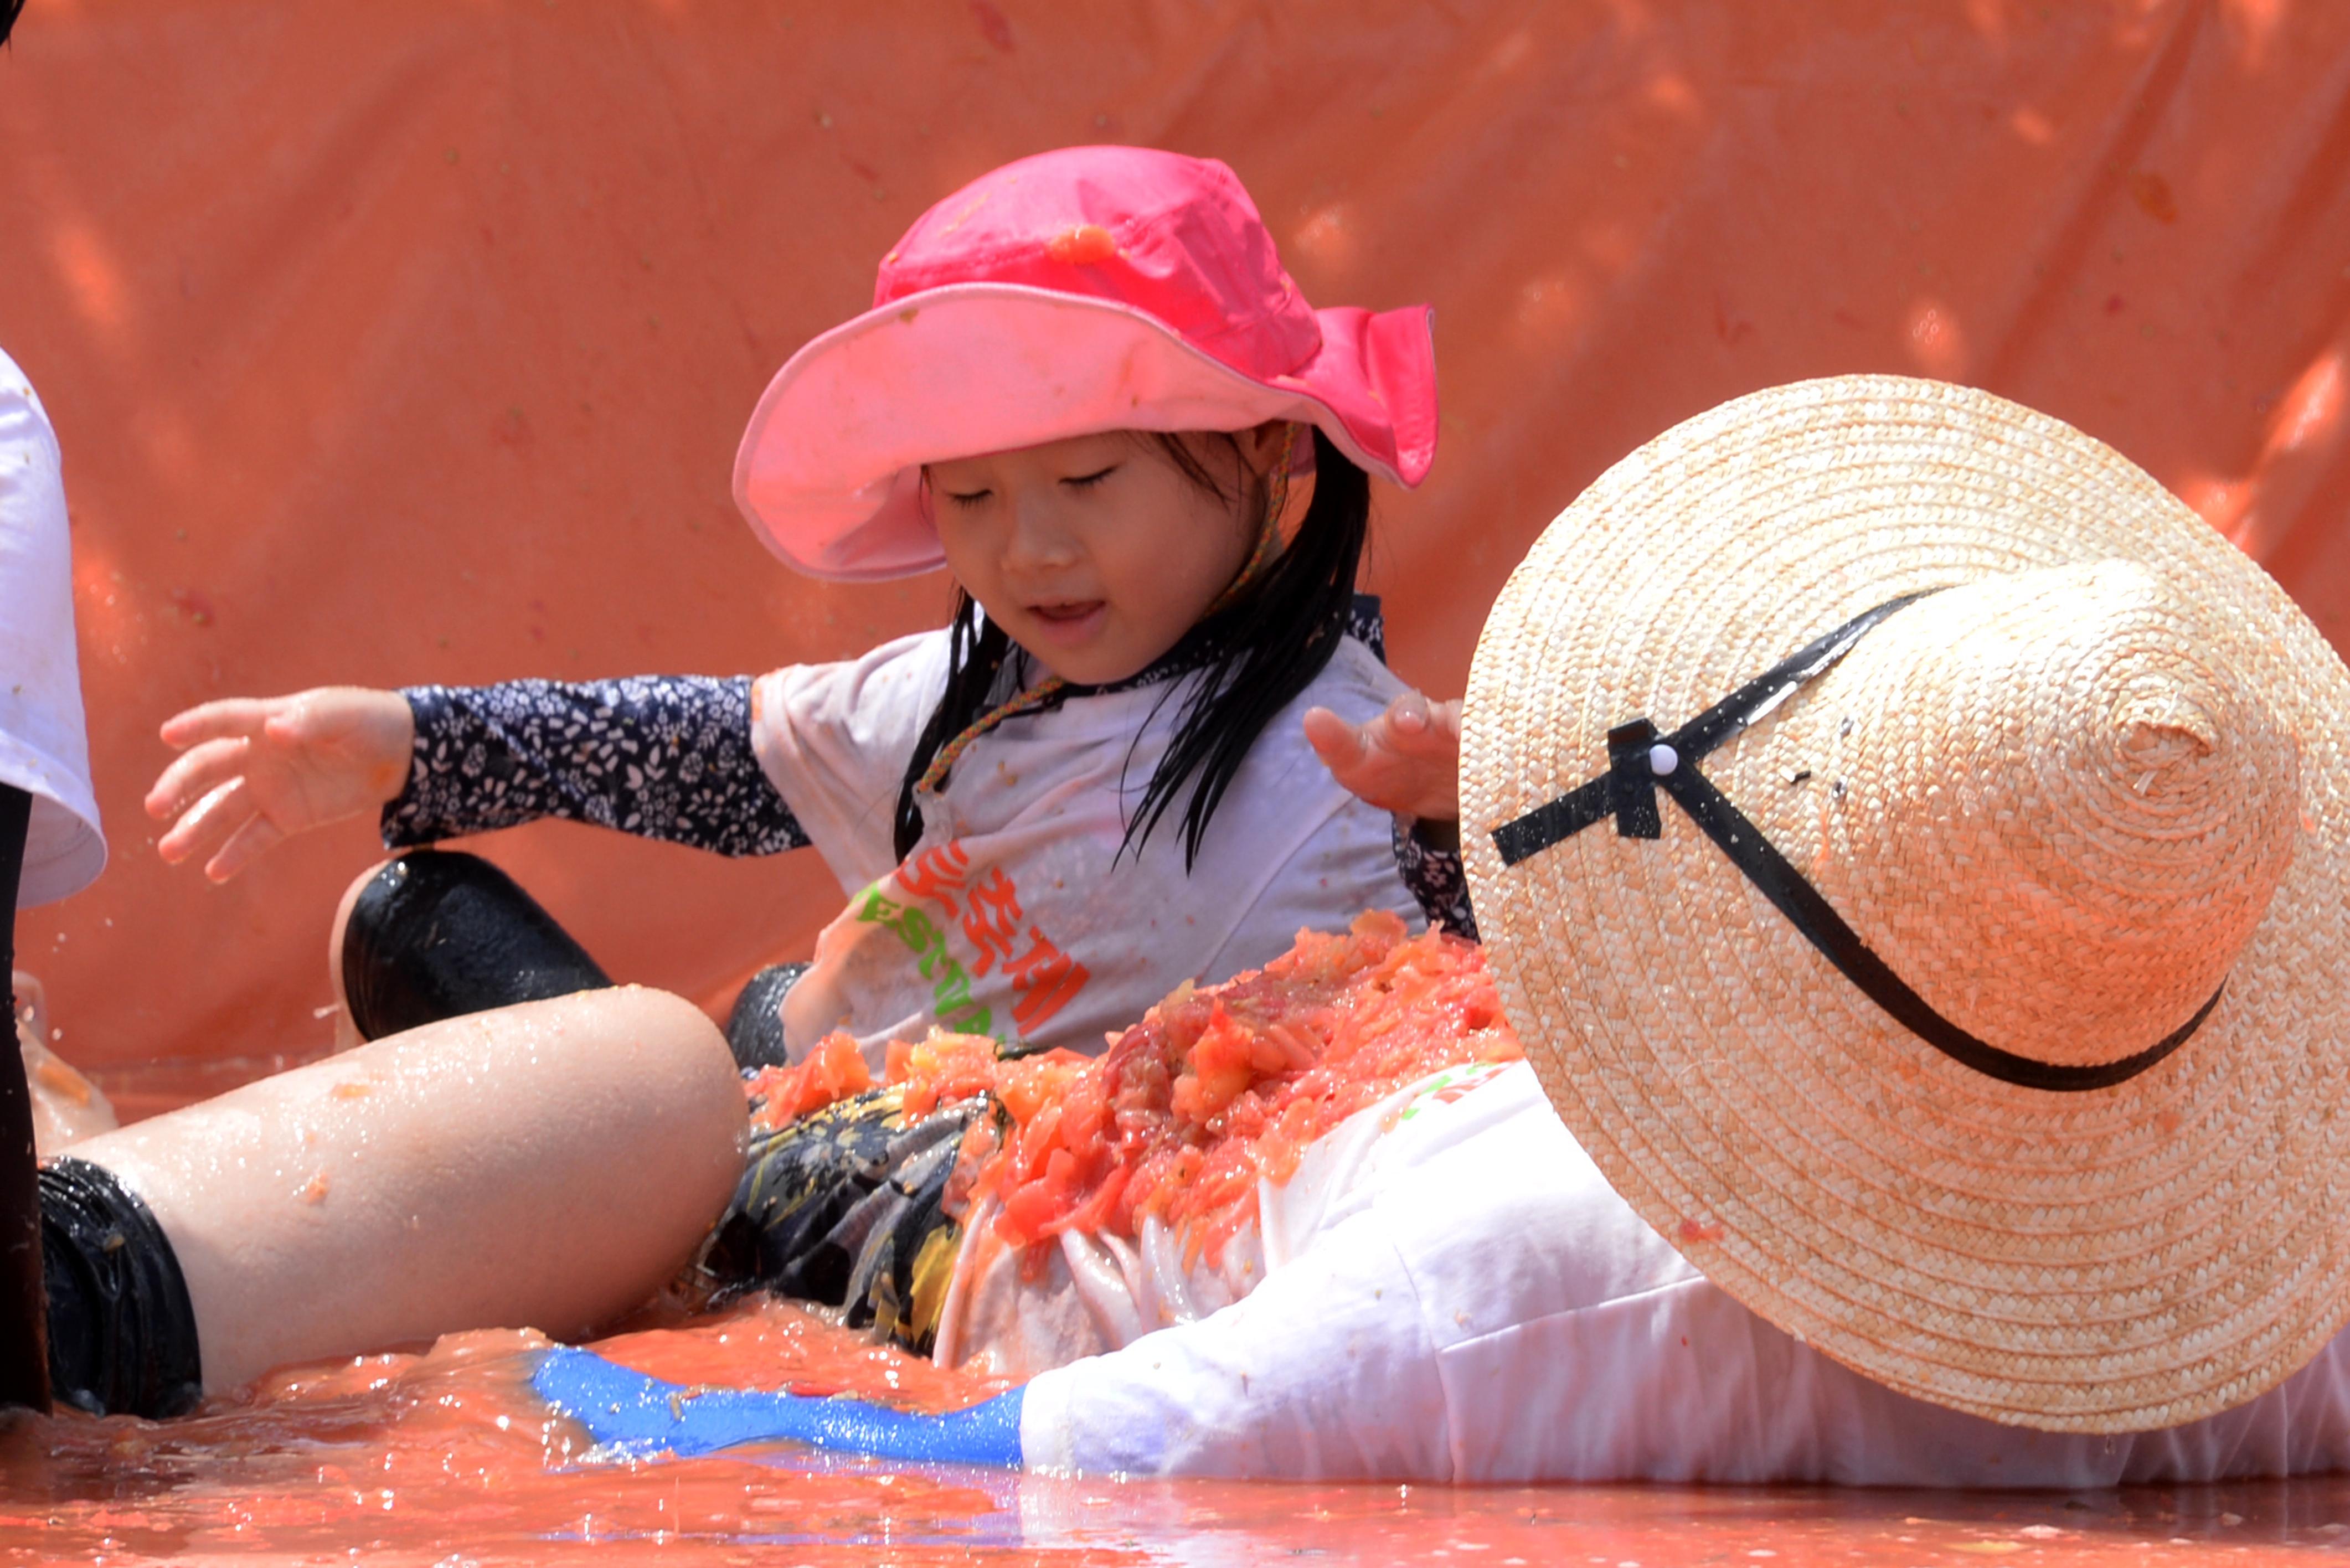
top-left (1060, 465), bottom-right (1119, 491)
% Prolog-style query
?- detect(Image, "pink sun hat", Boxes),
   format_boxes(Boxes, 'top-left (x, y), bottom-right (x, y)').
top-left (733, 145), bottom-right (1439, 581)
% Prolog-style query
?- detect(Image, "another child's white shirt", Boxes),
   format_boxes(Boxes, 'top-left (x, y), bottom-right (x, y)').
top-left (1021, 1061), bottom-right (2350, 1483)
top-left (751, 632), bottom-right (1421, 1062)
top-left (0, 348), bottom-right (105, 906)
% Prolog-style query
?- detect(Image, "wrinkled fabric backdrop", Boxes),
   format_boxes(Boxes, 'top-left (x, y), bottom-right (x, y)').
top-left (1, 1), bottom-right (2344, 1080)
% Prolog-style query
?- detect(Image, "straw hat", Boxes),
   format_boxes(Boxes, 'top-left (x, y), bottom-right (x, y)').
top-left (1460, 374), bottom-right (2350, 1433)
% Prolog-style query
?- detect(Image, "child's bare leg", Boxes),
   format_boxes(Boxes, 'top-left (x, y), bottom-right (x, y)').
top-left (65, 985), bottom-right (745, 1394)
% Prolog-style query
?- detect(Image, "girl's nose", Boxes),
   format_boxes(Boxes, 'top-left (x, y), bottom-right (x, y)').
top-left (1002, 498), bottom-right (1081, 573)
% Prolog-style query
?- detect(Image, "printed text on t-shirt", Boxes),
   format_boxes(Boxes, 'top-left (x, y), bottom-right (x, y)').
top-left (857, 841), bottom-right (1092, 1041)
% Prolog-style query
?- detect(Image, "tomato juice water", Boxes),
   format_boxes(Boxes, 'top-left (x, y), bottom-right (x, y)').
top-left (16, 936), bottom-right (2346, 1566)
top-left (3, 1290), bottom-right (2346, 1566)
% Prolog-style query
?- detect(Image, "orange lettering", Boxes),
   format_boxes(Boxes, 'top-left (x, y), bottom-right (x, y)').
top-left (962, 866), bottom-right (1024, 977)
top-left (1006, 930), bottom-right (1089, 1033)
top-left (895, 841), bottom-right (972, 915)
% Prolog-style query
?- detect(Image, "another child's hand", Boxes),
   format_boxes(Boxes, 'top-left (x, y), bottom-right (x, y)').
top-left (1304, 690), bottom-right (1461, 824)
top-left (145, 688), bottom-right (417, 882)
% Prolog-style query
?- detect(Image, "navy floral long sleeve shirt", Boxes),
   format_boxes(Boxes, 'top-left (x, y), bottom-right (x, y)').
top-left (384, 627), bottom-right (1475, 941)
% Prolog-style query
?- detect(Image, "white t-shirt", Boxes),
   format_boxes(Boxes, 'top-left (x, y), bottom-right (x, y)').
top-left (1020, 1061), bottom-right (2350, 1482)
top-left (750, 632), bottom-right (1420, 1064)
top-left (933, 1061), bottom-right (1518, 1381)
top-left (0, 348), bottom-right (105, 907)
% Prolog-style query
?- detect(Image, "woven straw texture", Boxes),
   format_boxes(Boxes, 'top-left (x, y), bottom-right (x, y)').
top-left (1461, 375), bottom-right (2350, 1432)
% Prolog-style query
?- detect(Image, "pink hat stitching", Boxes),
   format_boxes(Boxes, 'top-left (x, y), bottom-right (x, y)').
top-left (733, 145), bottom-right (1439, 581)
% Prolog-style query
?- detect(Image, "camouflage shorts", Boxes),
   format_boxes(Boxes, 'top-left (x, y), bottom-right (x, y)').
top-left (698, 1085), bottom-right (999, 1357)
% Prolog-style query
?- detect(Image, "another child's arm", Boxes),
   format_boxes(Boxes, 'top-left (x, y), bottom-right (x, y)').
top-left (147, 677), bottom-right (807, 883)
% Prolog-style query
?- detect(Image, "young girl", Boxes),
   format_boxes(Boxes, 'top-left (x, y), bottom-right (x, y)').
top-left (143, 143), bottom-right (1470, 1071)
top-left (28, 145), bottom-right (1465, 1417)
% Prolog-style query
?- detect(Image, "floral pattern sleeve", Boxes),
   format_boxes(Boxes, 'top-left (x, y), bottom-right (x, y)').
top-left (383, 676), bottom-right (811, 857)
top-left (1394, 820), bottom-right (1477, 942)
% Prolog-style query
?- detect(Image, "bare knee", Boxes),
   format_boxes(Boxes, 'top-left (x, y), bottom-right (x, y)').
top-left (507, 984), bottom-right (736, 1082)
top-left (533, 985), bottom-right (741, 1136)
top-left (401, 985), bottom-right (745, 1162)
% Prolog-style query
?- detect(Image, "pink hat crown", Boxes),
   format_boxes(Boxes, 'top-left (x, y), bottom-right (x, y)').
top-left (734, 145), bottom-right (1437, 581)
top-left (875, 146), bottom-right (1323, 382)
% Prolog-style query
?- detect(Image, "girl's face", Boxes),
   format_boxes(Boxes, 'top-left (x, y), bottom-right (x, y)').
top-left (927, 426), bottom-right (1285, 685)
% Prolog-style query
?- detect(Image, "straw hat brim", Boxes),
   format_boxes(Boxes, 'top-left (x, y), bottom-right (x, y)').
top-left (1461, 374), bottom-right (2350, 1432)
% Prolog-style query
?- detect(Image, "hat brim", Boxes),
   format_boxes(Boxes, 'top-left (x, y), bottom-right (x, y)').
top-left (733, 285), bottom-right (1436, 582)
top-left (1461, 375), bottom-right (2350, 1433)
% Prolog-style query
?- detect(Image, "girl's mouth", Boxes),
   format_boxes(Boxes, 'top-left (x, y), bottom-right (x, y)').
top-left (1025, 601), bottom-right (1107, 644)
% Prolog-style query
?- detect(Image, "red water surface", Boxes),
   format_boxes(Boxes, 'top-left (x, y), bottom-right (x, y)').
top-left (1, 1294), bottom-right (2345, 1566)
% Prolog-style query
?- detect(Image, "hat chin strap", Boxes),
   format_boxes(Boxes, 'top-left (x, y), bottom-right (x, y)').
top-left (1491, 590), bottom-right (2224, 1094)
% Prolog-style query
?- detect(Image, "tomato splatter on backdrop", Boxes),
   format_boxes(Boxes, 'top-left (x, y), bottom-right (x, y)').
top-left (1, 1), bottom-right (2342, 1075)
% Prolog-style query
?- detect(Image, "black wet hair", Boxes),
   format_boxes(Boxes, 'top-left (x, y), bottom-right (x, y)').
top-left (1, 0), bottom-right (23, 48)
top-left (894, 425), bottom-right (1371, 869)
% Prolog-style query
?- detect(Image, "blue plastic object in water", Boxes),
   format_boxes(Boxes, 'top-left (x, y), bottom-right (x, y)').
top-left (530, 1344), bottom-right (1026, 1467)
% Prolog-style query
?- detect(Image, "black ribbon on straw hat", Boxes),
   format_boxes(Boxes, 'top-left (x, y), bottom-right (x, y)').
top-left (1491, 590), bottom-right (2224, 1094)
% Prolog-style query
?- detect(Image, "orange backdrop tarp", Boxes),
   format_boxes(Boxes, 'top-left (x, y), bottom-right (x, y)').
top-left (2, 1), bottom-right (2346, 1074)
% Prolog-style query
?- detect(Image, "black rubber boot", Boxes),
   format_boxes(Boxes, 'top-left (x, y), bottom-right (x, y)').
top-left (724, 963), bottom-right (809, 1072)
top-left (339, 850), bottom-right (612, 1042)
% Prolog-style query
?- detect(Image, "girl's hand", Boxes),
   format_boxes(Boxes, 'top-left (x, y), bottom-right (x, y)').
top-left (145, 688), bottom-right (416, 882)
top-left (1303, 690), bottom-right (1461, 824)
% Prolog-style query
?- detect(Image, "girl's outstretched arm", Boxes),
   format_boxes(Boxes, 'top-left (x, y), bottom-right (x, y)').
top-left (147, 677), bottom-right (811, 881)
top-left (1303, 690), bottom-right (1461, 826)
top-left (385, 678), bottom-right (807, 857)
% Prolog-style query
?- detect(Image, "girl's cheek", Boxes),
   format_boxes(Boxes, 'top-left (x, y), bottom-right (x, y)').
top-left (932, 508), bottom-right (1002, 586)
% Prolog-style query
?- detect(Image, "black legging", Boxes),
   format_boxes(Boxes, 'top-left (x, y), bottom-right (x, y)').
top-left (0, 783), bottom-right (50, 1410)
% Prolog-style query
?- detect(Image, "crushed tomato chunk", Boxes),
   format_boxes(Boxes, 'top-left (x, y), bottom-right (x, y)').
top-left (742, 912), bottom-right (1521, 1269)
top-left (744, 1031), bottom-right (873, 1130)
